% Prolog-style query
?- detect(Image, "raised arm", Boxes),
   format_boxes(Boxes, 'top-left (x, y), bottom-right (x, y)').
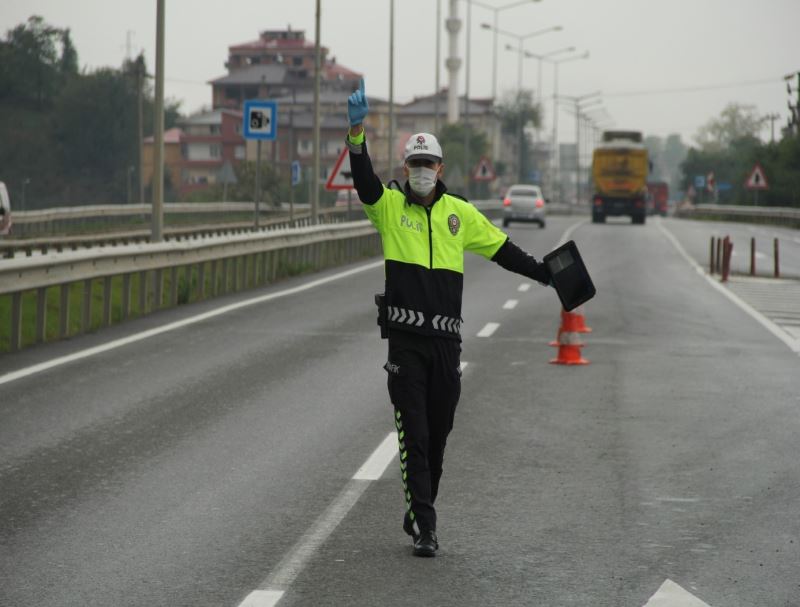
top-left (346, 79), bottom-right (384, 205)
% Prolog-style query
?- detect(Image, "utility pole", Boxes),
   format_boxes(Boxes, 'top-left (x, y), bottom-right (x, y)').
top-left (311, 0), bottom-right (321, 224)
top-left (786, 71), bottom-right (800, 135)
top-left (151, 0), bottom-right (165, 242)
top-left (463, 0), bottom-right (471, 195)
top-left (137, 55), bottom-right (145, 204)
top-left (446, 0), bottom-right (462, 123)
top-left (389, 0), bottom-right (395, 178)
top-left (434, 0), bottom-right (442, 133)
top-left (765, 113), bottom-right (779, 143)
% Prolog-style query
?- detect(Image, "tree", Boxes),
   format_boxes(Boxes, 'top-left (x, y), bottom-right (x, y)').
top-left (695, 103), bottom-right (764, 151)
top-left (184, 161), bottom-right (286, 204)
top-left (0, 16), bottom-right (74, 109)
top-left (438, 122), bottom-right (489, 196)
top-left (53, 68), bottom-right (140, 203)
top-left (495, 90), bottom-right (541, 182)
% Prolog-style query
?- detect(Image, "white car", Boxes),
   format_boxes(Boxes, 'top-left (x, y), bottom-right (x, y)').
top-left (502, 184), bottom-right (546, 228)
top-left (0, 181), bottom-right (11, 236)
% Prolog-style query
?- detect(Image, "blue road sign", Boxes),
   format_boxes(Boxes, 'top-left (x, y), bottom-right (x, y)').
top-left (716, 182), bottom-right (732, 192)
top-left (243, 100), bottom-right (277, 140)
top-left (291, 160), bottom-right (301, 186)
top-left (694, 175), bottom-right (706, 189)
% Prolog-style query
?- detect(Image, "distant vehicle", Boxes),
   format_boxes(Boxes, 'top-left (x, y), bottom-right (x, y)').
top-left (591, 131), bottom-right (649, 225)
top-left (502, 184), bottom-right (546, 228)
top-left (334, 188), bottom-right (357, 207)
top-left (646, 181), bottom-right (669, 216)
top-left (0, 181), bottom-right (11, 236)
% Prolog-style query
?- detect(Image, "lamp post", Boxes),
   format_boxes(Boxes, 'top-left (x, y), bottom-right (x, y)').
top-left (470, 0), bottom-right (540, 102)
top-left (152, 0), bottom-right (166, 241)
top-left (389, 0), bottom-right (395, 178)
top-left (508, 45), bottom-right (575, 185)
top-left (481, 22), bottom-right (563, 182)
top-left (550, 51), bottom-right (589, 200)
top-left (435, 0), bottom-right (441, 133)
top-left (559, 91), bottom-right (601, 204)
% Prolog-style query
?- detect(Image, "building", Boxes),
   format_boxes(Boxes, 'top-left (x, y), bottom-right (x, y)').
top-left (142, 109), bottom-right (245, 198)
top-left (142, 128), bottom-right (183, 198)
top-left (178, 109), bottom-right (245, 195)
top-left (210, 28), bottom-right (361, 111)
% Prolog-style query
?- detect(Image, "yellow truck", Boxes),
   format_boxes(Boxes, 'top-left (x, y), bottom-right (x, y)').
top-left (591, 131), bottom-right (649, 224)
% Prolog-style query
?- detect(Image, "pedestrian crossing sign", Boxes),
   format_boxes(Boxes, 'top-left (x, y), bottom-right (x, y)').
top-left (744, 163), bottom-right (769, 190)
top-left (472, 157), bottom-right (496, 182)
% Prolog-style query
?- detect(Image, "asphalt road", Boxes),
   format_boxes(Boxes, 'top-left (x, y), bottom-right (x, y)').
top-left (1, 216), bottom-right (798, 606)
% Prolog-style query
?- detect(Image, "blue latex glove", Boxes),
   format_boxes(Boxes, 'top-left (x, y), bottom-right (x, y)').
top-left (347, 78), bottom-right (369, 126)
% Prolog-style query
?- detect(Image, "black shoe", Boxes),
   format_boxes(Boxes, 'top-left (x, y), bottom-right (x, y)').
top-left (403, 512), bottom-right (419, 543)
top-left (412, 529), bottom-right (438, 557)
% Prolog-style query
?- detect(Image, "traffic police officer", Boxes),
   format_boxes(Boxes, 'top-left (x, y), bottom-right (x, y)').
top-left (346, 79), bottom-right (552, 557)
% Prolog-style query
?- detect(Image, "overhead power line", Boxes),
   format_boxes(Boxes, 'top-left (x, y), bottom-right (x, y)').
top-left (603, 77), bottom-right (782, 99)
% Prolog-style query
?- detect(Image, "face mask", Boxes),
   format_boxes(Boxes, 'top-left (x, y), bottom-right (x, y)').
top-left (408, 166), bottom-right (438, 196)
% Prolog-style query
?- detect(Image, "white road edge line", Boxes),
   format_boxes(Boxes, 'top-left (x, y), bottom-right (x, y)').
top-left (352, 431), bottom-right (399, 481)
top-left (239, 430), bottom-right (398, 607)
top-left (239, 361), bottom-right (472, 606)
top-left (503, 299), bottom-right (518, 310)
top-left (0, 259), bottom-right (386, 387)
top-left (642, 579), bottom-right (711, 607)
top-left (477, 322), bottom-right (500, 337)
top-left (657, 221), bottom-right (800, 355)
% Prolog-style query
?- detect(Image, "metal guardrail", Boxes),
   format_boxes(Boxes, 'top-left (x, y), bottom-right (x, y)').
top-left (0, 207), bottom-right (359, 259)
top-left (674, 204), bottom-right (800, 229)
top-left (0, 221), bottom-right (381, 353)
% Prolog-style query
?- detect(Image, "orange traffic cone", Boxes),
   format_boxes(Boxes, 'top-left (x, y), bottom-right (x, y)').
top-left (549, 309), bottom-right (586, 346)
top-left (572, 305), bottom-right (592, 333)
top-left (550, 310), bottom-right (590, 365)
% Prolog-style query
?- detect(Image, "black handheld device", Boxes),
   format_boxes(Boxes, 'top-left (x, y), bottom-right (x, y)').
top-left (543, 240), bottom-right (596, 311)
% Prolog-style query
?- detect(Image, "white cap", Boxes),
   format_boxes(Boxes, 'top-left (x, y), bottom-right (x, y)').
top-left (404, 133), bottom-right (443, 163)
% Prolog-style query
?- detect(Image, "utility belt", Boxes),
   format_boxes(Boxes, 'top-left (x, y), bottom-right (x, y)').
top-left (374, 293), bottom-right (462, 339)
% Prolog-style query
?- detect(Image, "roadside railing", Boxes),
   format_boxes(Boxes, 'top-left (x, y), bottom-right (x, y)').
top-left (6, 202), bottom-right (292, 238)
top-left (0, 206), bottom-right (361, 259)
top-left (0, 221), bottom-right (381, 353)
top-left (674, 204), bottom-right (800, 229)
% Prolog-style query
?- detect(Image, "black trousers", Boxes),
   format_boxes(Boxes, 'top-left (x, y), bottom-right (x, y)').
top-left (385, 329), bottom-right (461, 532)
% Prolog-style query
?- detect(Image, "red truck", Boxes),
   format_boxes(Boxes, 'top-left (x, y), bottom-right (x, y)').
top-left (646, 181), bottom-right (669, 216)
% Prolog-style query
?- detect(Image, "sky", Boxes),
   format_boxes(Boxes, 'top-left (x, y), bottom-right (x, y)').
top-left (3, 0), bottom-right (799, 146)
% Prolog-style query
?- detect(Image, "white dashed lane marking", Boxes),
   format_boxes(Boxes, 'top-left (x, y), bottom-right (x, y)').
top-left (518, 283), bottom-right (531, 292)
top-left (477, 322), bottom-right (500, 337)
top-left (502, 299), bottom-right (518, 310)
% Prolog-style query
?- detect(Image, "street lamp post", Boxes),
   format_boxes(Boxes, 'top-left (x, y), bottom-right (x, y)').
top-left (558, 91), bottom-right (600, 204)
top-left (311, 0), bottom-right (322, 225)
top-left (152, 0), bottom-right (166, 241)
top-left (550, 51), bottom-right (589, 200)
top-left (509, 45), bottom-right (575, 186)
top-left (469, 0), bottom-right (539, 102)
top-left (481, 22), bottom-right (563, 182)
top-left (389, 0), bottom-right (395, 179)
top-left (435, 0), bottom-right (441, 133)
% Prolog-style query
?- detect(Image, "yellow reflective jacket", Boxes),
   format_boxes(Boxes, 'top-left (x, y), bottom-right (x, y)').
top-left (348, 137), bottom-right (507, 339)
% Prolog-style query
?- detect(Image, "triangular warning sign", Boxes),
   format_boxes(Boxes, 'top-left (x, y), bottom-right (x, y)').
top-left (325, 148), bottom-right (355, 191)
top-left (472, 156), bottom-right (496, 182)
top-left (745, 163), bottom-right (769, 190)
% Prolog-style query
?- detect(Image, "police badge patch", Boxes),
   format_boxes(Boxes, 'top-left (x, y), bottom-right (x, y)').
top-left (447, 214), bottom-right (460, 236)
